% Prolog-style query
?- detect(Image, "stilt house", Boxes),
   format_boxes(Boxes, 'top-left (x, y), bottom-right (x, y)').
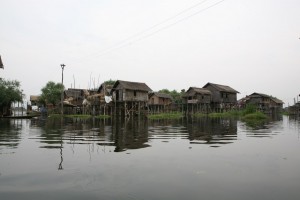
top-left (111, 80), bottom-right (152, 116)
top-left (148, 92), bottom-right (173, 113)
top-left (182, 87), bottom-right (212, 114)
top-left (203, 82), bottom-right (239, 111)
top-left (64, 88), bottom-right (88, 106)
top-left (246, 92), bottom-right (283, 113)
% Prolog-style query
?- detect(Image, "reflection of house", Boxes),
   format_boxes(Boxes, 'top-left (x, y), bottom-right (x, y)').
top-left (182, 87), bottom-right (212, 114)
top-left (246, 92), bottom-right (283, 113)
top-left (185, 117), bottom-right (237, 145)
top-left (148, 92), bottom-right (172, 113)
top-left (111, 80), bottom-right (152, 116)
top-left (203, 82), bottom-right (239, 111)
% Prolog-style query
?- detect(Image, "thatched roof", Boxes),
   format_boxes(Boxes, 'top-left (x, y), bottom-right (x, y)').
top-left (97, 83), bottom-right (113, 93)
top-left (203, 82), bottom-right (239, 93)
top-left (111, 80), bottom-right (152, 92)
top-left (149, 92), bottom-right (172, 99)
top-left (183, 87), bottom-right (211, 97)
top-left (250, 93), bottom-right (284, 104)
top-left (30, 95), bottom-right (40, 101)
top-left (64, 88), bottom-right (89, 98)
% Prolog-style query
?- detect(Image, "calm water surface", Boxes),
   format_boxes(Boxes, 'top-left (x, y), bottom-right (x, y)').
top-left (0, 116), bottom-right (300, 200)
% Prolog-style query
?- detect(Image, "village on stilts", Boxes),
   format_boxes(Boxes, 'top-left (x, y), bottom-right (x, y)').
top-left (26, 79), bottom-right (289, 119)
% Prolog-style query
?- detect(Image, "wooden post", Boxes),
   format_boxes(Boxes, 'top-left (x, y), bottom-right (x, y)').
top-left (124, 102), bottom-right (126, 117)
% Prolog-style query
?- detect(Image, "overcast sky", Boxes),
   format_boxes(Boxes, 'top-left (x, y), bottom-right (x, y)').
top-left (1, 0), bottom-right (299, 106)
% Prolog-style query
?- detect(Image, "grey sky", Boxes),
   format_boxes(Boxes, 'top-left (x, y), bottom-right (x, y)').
top-left (1, 0), bottom-right (299, 106)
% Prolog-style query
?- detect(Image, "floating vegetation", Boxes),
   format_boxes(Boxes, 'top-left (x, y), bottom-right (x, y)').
top-left (65, 114), bottom-right (92, 119)
top-left (148, 112), bottom-right (183, 119)
top-left (94, 115), bottom-right (111, 119)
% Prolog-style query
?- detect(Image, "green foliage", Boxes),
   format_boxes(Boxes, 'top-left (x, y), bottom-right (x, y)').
top-left (0, 78), bottom-right (23, 108)
top-left (241, 112), bottom-right (268, 128)
top-left (158, 88), bottom-right (185, 104)
top-left (39, 81), bottom-right (64, 106)
top-left (241, 112), bottom-right (268, 120)
top-left (148, 112), bottom-right (183, 119)
top-left (208, 112), bottom-right (233, 118)
top-left (65, 114), bottom-right (92, 119)
top-left (241, 104), bottom-right (257, 115)
top-left (104, 79), bottom-right (116, 86)
top-left (94, 115), bottom-right (111, 119)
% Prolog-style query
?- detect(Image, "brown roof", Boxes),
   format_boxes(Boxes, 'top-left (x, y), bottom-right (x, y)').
top-left (97, 83), bottom-right (113, 93)
top-left (250, 92), bottom-right (270, 98)
top-left (250, 93), bottom-right (284, 104)
top-left (30, 95), bottom-right (40, 101)
top-left (183, 87), bottom-right (211, 97)
top-left (149, 92), bottom-right (172, 99)
top-left (271, 97), bottom-right (284, 104)
top-left (64, 88), bottom-right (89, 98)
top-left (203, 82), bottom-right (239, 93)
top-left (112, 80), bottom-right (152, 92)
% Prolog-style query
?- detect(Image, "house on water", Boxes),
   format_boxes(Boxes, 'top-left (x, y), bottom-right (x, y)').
top-left (111, 80), bottom-right (152, 116)
top-left (246, 92), bottom-right (284, 114)
top-left (182, 87), bottom-right (212, 114)
top-left (85, 82), bottom-right (115, 116)
top-left (203, 82), bottom-right (239, 112)
top-left (64, 88), bottom-right (89, 114)
top-left (148, 92), bottom-right (173, 114)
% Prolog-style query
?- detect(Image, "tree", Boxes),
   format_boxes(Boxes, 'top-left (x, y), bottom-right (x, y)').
top-left (158, 88), bottom-right (185, 104)
top-left (0, 78), bottom-right (23, 116)
top-left (104, 79), bottom-right (116, 86)
top-left (39, 81), bottom-right (64, 106)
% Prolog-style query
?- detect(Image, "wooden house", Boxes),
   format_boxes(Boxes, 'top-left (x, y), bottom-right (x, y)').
top-left (203, 82), bottom-right (239, 111)
top-left (30, 95), bottom-right (40, 106)
top-left (62, 88), bottom-right (89, 114)
top-left (288, 102), bottom-right (300, 116)
top-left (83, 83), bottom-right (115, 116)
top-left (64, 88), bottom-right (88, 106)
top-left (111, 80), bottom-right (152, 116)
top-left (148, 92), bottom-right (173, 113)
top-left (182, 87), bottom-right (212, 114)
top-left (246, 92), bottom-right (284, 113)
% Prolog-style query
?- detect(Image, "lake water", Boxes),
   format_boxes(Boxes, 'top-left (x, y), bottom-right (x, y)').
top-left (0, 116), bottom-right (300, 200)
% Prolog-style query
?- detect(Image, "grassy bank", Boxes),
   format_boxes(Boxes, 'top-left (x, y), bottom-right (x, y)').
top-left (94, 115), bottom-right (111, 119)
top-left (241, 112), bottom-right (268, 128)
top-left (48, 114), bottom-right (111, 119)
top-left (65, 114), bottom-right (92, 119)
top-left (148, 112), bottom-right (183, 120)
top-left (194, 104), bottom-right (269, 123)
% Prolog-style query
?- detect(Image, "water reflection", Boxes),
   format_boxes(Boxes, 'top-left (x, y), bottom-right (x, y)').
top-left (184, 117), bottom-right (237, 147)
top-left (148, 118), bottom-right (188, 141)
top-left (240, 115), bottom-right (284, 138)
top-left (1, 115), bottom-right (300, 200)
top-left (0, 119), bottom-right (24, 152)
top-left (30, 116), bottom-right (150, 153)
